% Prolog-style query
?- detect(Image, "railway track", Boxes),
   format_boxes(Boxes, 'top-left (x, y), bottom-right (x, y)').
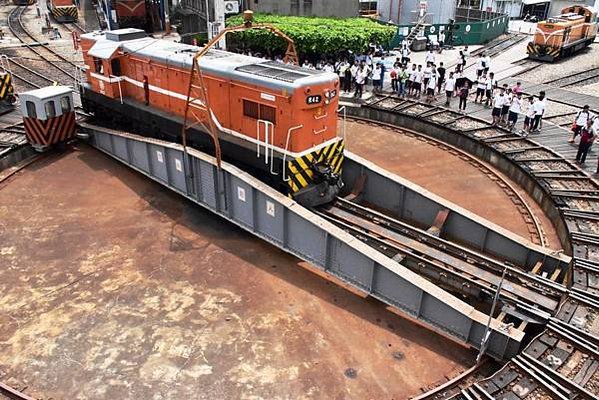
top-left (6, 5), bottom-right (80, 87)
top-left (471, 34), bottom-right (529, 58)
top-left (359, 94), bottom-right (599, 400)
top-left (349, 117), bottom-right (548, 248)
top-left (316, 197), bottom-right (565, 323)
top-left (545, 69), bottom-right (599, 88)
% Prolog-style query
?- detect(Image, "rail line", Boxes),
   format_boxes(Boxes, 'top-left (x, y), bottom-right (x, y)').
top-left (358, 95), bottom-right (599, 400)
top-left (545, 69), bottom-right (599, 88)
top-left (6, 5), bottom-right (79, 86)
top-left (315, 197), bottom-right (564, 323)
top-left (470, 34), bottom-right (528, 58)
top-left (0, 381), bottom-right (36, 400)
top-left (347, 116), bottom-right (548, 248)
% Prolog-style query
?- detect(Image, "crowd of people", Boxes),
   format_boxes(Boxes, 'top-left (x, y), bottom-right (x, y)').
top-left (273, 45), bottom-right (599, 172)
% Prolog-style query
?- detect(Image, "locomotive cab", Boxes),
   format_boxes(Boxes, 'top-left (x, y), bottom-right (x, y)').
top-left (20, 86), bottom-right (76, 151)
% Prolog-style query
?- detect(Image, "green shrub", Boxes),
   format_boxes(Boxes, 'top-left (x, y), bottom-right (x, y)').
top-left (225, 13), bottom-right (396, 59)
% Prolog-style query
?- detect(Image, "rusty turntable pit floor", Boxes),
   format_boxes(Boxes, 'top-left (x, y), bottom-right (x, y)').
top-left (0, 146), bottom-right (474, 399)
top-left (344, 120), bottom-right (562, 250)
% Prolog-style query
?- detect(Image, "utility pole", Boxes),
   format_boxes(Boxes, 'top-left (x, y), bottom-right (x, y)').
top-left (476, 266), bottom-right (507, 364)
top-left (213, 0), bottom-right (226, 49)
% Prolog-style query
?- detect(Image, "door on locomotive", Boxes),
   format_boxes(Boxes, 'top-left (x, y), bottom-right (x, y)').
top-left (19, 86), bottom-right (77, 151)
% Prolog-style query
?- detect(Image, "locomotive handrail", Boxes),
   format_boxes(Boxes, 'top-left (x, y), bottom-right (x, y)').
top-left (314, 112), bottom-right (328, 120)
top-left (282, 124), bottom-right (303, 182)
top-left (338, 106), bottom-right (346, 139)
top-left (256, 119), bottom-right (276, 174)
top-left (313, 127), bottom-right (327, 135)
top-left (108, 74), bottom-right (123, 104)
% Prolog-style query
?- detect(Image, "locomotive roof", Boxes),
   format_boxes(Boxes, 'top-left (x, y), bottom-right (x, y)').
top-left (82, 31), bottom-right (336, 92)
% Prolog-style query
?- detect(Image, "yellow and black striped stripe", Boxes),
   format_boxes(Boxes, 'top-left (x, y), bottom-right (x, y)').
top-left (286, 139), bottom-right (344, 194)
top-left (528, 43), bottom-right (561, 60)
top-left (0, 73), bottom-right (13, 101)
top-left (51, 6), bottom-right (78, 21)
top-left (526, 43), bottom-right (539, 55)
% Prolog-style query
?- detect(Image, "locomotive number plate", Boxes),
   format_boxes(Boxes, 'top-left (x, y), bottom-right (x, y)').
top-left (306, 95), bottom-right (322, 105)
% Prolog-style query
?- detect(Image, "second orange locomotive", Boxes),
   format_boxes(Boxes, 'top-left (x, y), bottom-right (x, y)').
top-left (79, 29), bottom-right (344, 206)
top-left (528, 5), bottom-right (597, 61)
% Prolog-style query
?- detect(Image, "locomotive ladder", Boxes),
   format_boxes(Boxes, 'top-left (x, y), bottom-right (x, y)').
top-left (181, 9), bottom-right (299, 172)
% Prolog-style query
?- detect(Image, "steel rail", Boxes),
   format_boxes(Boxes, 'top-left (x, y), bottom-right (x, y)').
top-left (7, 5), bottom-right (78, 81)
top-left (346, 114), bottom-right (548, 248)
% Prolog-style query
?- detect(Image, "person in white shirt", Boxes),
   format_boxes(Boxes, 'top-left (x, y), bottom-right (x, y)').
top-left (406, 64), bottom-right (417, 96)
top-left (532, 94), bottom-right (546, 132)
top-left (476, 54), bottom-right (485, 77)
top-left (501, 87), bottom-right (513, 125)
top-left (354, 65), bottom-right (367, 98)
top-left (485, 72), bottom-right (497, 108)
top-left (522, 96), bottom-right (537, 136)
top-left (413, 65), bottom-right (423, 98)
top-left (507, 92), bottom-right (523, 131)
top-left (323, 62), bottom-right (334, 73)
top-left (444, 71), bottom-right (456, 107)
top-left (484, 54), bottom-right (491, 74)
top-left (426, 74), bottom-right (437, 103)
top-left (423, 62), bottom-right (433, 90)
top-left (475, 74), bottom-right (487, 103)
top-left (371, 63), bottom-right (383, 93)
top-left (492, 88), bottom-right (507, 125)
top-left (569, 105), bottom-right (593, 143)
top-left (401, 45), bottom-right (411, 65)
top-left (425, 50), bottom-right (436, 65)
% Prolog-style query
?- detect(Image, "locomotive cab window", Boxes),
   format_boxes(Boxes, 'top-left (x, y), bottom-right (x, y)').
top-left (26, 101), bottom-right (37, 119)
top-left (60, 96), bottom-right (71, 113)
top-left (45, 101), bottom-right (56, 118)
top-left (242, 99), bottom-right (276, 124)
top-left (93, 57), bottom-right (104, 75)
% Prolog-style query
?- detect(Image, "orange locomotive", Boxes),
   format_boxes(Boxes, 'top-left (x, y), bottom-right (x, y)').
top-left (79, 29), bottom-right (344, 206)
top-left (48, 0), bottom-right (78, 22)
top-left (114, 0), bottom-right (146, 30)
top-left (528, 5), bottom-right (598, 61)
top-left (20, 86), bottom-right (76, 151)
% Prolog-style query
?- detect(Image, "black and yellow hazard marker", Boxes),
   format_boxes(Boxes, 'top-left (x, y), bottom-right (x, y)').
top-left (0, 72), bottom-right (13, 101)
top-left (286, 139), bottom-right (344, 194)
top-left (51, 6), bottom-right (78, 21)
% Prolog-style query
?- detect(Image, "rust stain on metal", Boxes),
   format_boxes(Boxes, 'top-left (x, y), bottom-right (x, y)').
top-left (0, 145), bottom-right (473, 399)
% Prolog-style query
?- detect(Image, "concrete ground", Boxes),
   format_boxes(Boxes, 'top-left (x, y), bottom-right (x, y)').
top-left (0, 145), bottom-right (475, 399)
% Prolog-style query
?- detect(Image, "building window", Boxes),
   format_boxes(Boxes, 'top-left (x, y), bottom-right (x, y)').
top-left (303, 0), bottom-right (312, 15)
top-left (60, 96), bottom-right (71, 113)
top-left (290, 0), bottom-right (299, 16)
top-left (243, 100), bottom-right (276, 124)
top-left (26, 101), bottom-right (37, 118)
top-left (359, 1), bottom-right (378, 16)
top-left (45, 101), bottom-right (56, 118)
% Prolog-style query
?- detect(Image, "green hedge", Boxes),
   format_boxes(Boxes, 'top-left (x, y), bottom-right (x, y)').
top-left (225, 14), bottom-right (396, 59)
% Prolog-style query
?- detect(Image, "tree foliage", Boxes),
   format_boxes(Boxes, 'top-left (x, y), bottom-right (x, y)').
top-left (225, 14), bottom-right (396, 59)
